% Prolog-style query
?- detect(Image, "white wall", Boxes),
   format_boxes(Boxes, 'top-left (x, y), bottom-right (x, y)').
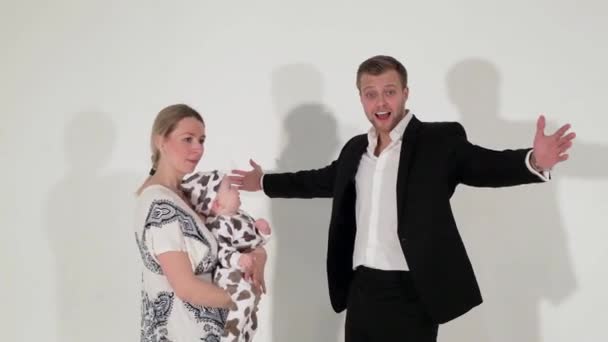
top-left (2, 1), bottom-right (606, 341)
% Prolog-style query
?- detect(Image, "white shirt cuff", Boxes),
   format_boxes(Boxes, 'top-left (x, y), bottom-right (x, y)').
top-left (260, 173), bottom-right (265, 191)
top-left (525, 150), bottom-right (551, 181)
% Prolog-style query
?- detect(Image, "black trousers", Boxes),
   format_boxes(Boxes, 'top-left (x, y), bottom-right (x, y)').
top-left (345, 266), bottom-right (438, 342)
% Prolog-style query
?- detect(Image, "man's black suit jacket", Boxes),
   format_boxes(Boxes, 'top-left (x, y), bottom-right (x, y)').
top-left (263, 116), bottom-right (543, 324)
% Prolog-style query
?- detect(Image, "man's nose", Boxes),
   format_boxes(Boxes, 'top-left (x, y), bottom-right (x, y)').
top-left (378, 94), bottom-right (388, 106)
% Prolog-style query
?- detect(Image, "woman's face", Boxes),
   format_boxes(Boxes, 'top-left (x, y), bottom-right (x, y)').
top-left (158, 117), bottom-right (206, 176)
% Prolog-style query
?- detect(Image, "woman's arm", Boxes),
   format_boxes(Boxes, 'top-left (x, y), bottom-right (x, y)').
top-left (157, 251), bottom-right (233, 308)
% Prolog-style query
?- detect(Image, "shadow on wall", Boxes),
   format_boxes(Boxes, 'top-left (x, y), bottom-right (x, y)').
top-left (270, 64), bottom-right (344, 342)
top-left (440, 58), bottom-right (607, 342)
top-left (45, 112), bottom-right (140, 342)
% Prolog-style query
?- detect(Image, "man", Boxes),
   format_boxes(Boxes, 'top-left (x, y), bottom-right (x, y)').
top-left (230, 55), bottom-right (575, 341)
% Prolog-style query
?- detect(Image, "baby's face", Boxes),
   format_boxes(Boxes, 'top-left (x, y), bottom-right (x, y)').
top-left (216, 178), bottom-right (241, 214)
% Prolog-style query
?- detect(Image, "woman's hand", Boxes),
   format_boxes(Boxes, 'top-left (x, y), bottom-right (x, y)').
top-left (252, 247), bottom-right (268, 294)
top-left (246, 247), bottom-right (267, 294)
top-left (238, 253), bottom-right (255, 273)
top-left (239, 247), bottom-right (267, 294)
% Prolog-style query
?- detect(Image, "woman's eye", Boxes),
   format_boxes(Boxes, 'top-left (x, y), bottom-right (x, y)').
top-left (184, 137), bottom-right (192, 143)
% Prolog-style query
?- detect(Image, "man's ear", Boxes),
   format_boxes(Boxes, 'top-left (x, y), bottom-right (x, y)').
top-left (402, 86), bottom-right (409, 100)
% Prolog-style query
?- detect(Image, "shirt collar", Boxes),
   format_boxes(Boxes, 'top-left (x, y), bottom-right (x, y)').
top-left (367, 110), bottom-right (413, 149)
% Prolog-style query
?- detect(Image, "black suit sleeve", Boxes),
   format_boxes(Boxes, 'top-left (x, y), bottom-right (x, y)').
top-left (262, 161), bottom-right (337, 198)
top-left (451, 123), bottom-right (543, 187)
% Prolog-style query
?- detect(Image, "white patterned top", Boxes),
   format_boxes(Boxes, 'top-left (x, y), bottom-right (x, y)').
top-left (134, 184), bottom-right (226, 342)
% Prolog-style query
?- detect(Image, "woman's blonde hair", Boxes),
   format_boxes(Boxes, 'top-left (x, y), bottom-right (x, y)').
top-left (137, 104), bottom-right (204, 194)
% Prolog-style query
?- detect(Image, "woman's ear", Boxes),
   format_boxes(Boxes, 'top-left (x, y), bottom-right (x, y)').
top-left (153, 135), bottom-right (161, 149)
top-left (153, 135), bottom-right (165, 152)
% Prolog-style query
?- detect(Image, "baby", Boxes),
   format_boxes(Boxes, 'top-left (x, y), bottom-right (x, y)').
top-left (182, 170), bottom-right (271, 342)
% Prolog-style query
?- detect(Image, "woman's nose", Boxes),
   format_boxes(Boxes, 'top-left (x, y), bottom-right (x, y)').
top-left (193, 144), bottom-right (203, 154)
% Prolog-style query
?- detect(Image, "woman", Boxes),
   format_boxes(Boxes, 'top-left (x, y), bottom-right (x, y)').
top-left (134, 104), bottom-right (266, 341)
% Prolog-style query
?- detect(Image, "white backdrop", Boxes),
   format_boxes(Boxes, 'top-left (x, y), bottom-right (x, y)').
top-left (2, 1), bottom-right (607, 341)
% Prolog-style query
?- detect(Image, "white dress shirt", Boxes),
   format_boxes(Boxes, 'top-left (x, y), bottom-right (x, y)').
top-left (353, 112), bottom-right (413, 271)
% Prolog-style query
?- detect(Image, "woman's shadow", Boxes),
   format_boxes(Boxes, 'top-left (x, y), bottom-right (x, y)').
top-left (45, 112), bottom-right (140, 342)
top-left (269, 64), bottom-right (343, 342)
top-left (442, 58), bottom-right (607, 341)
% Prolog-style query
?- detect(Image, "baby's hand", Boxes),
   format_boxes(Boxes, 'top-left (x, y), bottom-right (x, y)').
top-left (255, 219), bottom-right (271, 235)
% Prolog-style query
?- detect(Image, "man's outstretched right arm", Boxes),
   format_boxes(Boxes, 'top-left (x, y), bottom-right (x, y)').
top-left (231, 159), bottom-right (337, 199)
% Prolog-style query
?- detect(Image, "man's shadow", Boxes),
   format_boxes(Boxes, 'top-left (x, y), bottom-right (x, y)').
top-left (441, 58), bottom-right (606, 341)
top-left (45, 112), bottom-right (140, 342)
top-left (270, 64), bottom-right (342, 342)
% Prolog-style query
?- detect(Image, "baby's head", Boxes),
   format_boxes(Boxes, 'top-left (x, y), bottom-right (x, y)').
top-left (212, 175), bottom-right (241, 216)
top-left (197, 170), bottom-right (241, 217)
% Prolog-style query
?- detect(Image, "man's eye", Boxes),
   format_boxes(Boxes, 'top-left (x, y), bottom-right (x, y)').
top-left (366, 93), bottom-right (376, 99)
top-left (386, 90), bottom-right (396, 96)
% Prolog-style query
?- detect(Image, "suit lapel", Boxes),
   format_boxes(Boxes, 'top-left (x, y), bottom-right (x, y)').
top-left (396, 117), bottom-right (421, 219)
